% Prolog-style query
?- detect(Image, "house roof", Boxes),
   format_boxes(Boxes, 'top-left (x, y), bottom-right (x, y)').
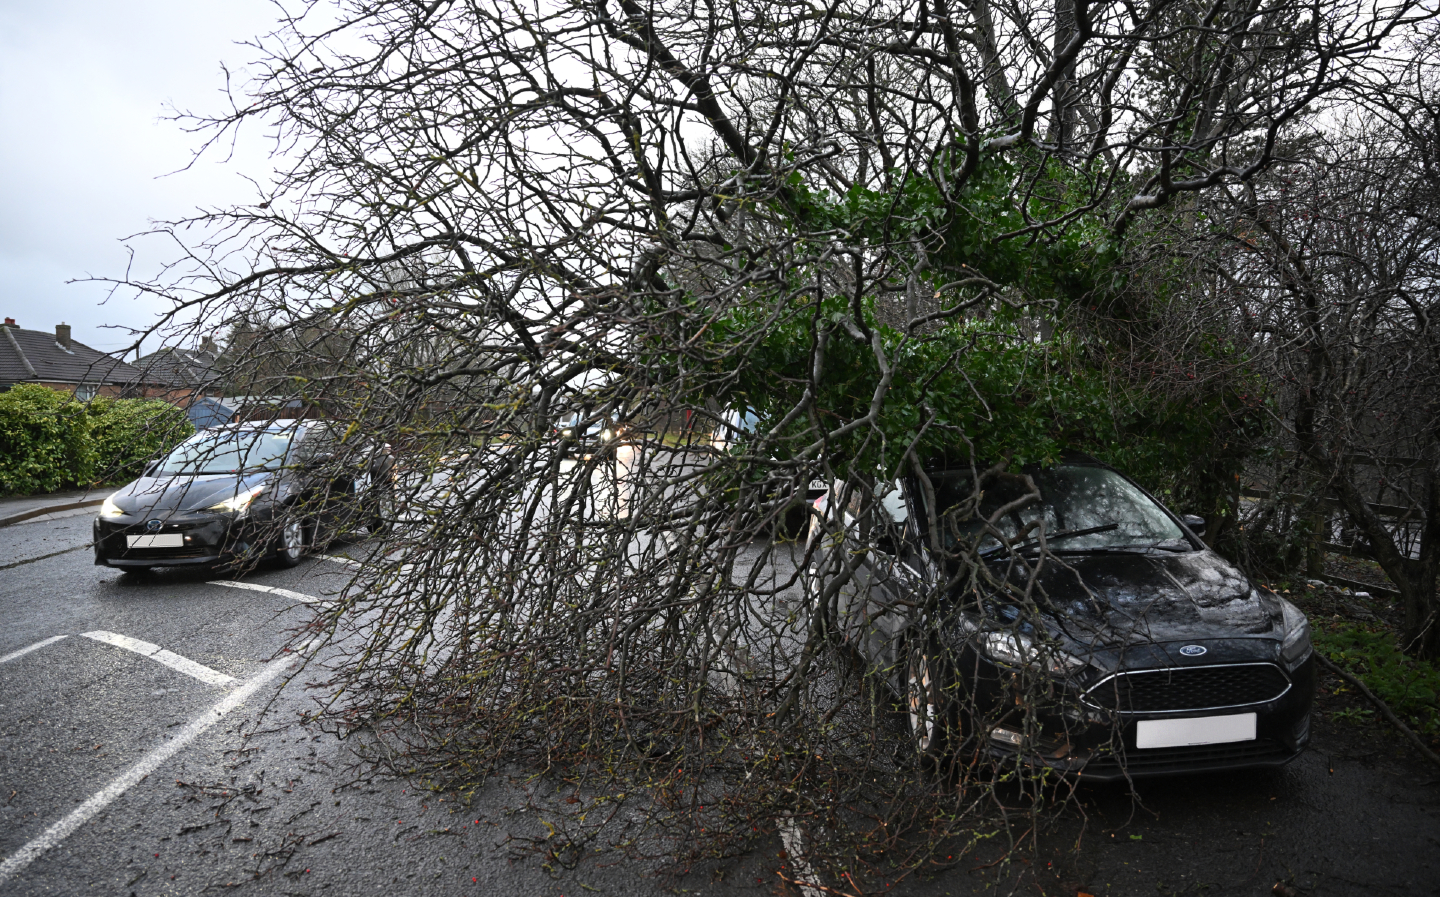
top-left (0, 322), bottom-right (144, 386)
top-left (134, 345), bottom-right (221, 389)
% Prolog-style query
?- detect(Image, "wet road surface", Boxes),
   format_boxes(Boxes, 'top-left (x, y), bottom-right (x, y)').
top-left (1, 513), bottom-right (1436, 896)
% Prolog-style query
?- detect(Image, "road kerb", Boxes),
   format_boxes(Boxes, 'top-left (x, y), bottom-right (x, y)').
top-left (0, 498), bottom-right (104, 528)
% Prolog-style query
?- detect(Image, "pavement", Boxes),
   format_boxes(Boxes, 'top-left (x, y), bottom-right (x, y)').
top-left (0, 510), bottom-right (1437, 896)
top-left (0, 489), bottom-right (108, 528)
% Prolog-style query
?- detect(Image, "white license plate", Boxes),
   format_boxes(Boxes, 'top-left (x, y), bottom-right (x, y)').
top-left (1136, 713), bottom-right (1256, 749)
top-left (127, 534), bottom-right (184, 549)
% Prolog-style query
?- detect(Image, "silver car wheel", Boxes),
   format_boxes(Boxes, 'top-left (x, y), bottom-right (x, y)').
top-left (280, 518), bottom-right (305, 560)
top-left (908, 648), bottom-right (938, 754)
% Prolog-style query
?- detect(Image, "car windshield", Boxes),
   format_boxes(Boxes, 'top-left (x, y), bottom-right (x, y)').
top-left (730, 410), bottom-right (760, 432)
top-left (557, 411), bottom-right (607, 435)
top-left (924, 463), bottom-right (1186, 553)
top-left (157, 429), bottom-right (297, 475)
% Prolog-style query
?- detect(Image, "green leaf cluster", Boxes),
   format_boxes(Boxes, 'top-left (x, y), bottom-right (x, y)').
top-left (1316, 624), bottom-right (1440, 737)
top-left (667, 157), bottom-right (1247, 498)
top-left (0, 385), bottom-right (194, 495)
top-left (783, 156), bottom-right (1122, 307)
top-left (726, 315), bottom-right (1230, 486)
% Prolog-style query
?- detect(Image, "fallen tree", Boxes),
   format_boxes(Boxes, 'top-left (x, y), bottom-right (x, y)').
top-left (108, 0), bottom-right (1434, 886)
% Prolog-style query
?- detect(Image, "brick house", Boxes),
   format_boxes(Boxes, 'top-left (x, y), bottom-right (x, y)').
top-left (0, 317), bottom-right (190, 402)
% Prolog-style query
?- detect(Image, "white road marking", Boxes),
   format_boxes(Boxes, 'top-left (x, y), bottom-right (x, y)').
top-left (779, 818), bottom-right (825, 897)
top-left (208, 580), bottom-right (329, 604)
top-left (0, 649), bottom-right (302, 885)
top-left (79, 632), bottom-right (236, 687)
top-left (0, 635), bottom-right (67, 665)
top-left (313, 553), bottom-right (362, 570)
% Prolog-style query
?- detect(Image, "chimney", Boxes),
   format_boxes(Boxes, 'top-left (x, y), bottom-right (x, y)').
top-left (56, 322), bottom-right (72, 348)
top-left (3, 317), bottom-right (14, 326)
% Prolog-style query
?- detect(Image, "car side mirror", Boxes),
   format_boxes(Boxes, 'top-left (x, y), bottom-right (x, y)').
top-left (308, 452), bottom-right (336, 468)
top-left (1181, 514), bottom-right (1206, 537)
top-left (143, 460), bottom-right (159, 478)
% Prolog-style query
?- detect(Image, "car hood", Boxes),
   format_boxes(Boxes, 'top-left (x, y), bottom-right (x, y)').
top-left (995, 549), bottom-right (1283, 646)
top-left (110, 471), bottom-right (274, 517)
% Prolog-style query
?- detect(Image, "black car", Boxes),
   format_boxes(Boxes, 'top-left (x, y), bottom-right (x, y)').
top-left (554, 407), bottom-right (624, 458)
top-left (808, 454), bottom-right (1315, 780)
top-left (94, 421), bottom-right (393, 573)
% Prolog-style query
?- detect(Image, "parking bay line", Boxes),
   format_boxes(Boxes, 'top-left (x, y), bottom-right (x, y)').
top-left (0, 635), bottom-right (68, 665)
top-left (79, 632), bottom-right (236, 687)
top-left (208, 580), bottom-right (330, 604)
top-left (0, 649), bottom-right (302, 886)
top-left (779, 818), bottom-right (825, 897)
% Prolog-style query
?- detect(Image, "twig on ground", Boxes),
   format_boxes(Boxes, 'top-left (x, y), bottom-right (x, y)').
top-left (1314, 652), bottom-right (1440, 770)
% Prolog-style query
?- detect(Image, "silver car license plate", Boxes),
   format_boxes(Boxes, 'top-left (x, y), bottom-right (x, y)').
top-left (127, 534), bottom-right (184, 548)
top-left (1136, 712), bottom-right (1256, 749)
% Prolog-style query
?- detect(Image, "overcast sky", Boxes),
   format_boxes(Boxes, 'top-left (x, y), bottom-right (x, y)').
top-left (0, 0), bottom-right (282, 355)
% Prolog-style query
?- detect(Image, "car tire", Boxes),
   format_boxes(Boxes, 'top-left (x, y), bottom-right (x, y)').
top-left (368, 487), bottom-right (394, 536)
top-left (905, 636), bottom-right (955, 767)
top-left (274, 516), bottom-right (309, 568)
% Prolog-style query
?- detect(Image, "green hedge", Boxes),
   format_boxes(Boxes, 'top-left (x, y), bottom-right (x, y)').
top-left (0, 385), bottom-right (193, 494)
top-left (86, 396), bottom-right (194, 484)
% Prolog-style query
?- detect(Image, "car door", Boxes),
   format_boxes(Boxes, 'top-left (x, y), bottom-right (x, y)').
top-left (296, 424), bottom-right (352, 526)
top-left (827, 479), bottom-right (920, 683)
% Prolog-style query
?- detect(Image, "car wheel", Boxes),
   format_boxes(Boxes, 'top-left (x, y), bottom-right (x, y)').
top-left (274, 516), bottom-right (309, 568)
top-left (368, 488), bottom-right (394, 535)
top-left (906, 637), bottom-right (954, 765)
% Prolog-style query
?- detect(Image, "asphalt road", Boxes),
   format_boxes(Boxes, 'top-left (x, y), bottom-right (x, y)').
top-left (1, 511), bottom-right (1437, 896)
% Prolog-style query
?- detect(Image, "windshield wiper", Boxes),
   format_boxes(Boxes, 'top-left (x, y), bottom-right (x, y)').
top-left (981, 522), bottom-right (1119, 557)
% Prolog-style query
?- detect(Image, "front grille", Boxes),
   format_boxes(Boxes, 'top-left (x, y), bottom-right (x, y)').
top-left (1084, 663), bottom-right (1290, 713)
top-left (120, 546), bottom-right (214, 560)
top-left (1081, 738), bottom-right (1293, 776)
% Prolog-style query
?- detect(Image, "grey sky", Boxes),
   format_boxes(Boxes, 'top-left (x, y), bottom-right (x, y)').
top-left (1, 0), bottom-right (280, 355)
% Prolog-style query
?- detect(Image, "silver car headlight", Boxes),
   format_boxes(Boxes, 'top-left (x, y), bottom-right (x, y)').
top-left (979, 631), bottom-right (1086, 675)
top-left (1278, 596), bottom-right (1312, 667)
top-left (208, 485), bottom-right (267, 516)
top-left (100, 495), bottom-right (125, 518)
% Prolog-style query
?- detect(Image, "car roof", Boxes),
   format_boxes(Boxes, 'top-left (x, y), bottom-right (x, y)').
top-left (920, 450), bottom-right (1106, 474)
top-left (195, 420), bottom-right (324, 437)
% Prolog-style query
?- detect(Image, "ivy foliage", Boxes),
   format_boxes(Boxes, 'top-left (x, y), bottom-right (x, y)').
top-left (783, 156), bottom-right (1122, 306)
top-left (728, 315), bottom-right (1236, 491)
top-left (698, 159), bottom-right (1242, 496)
top-left (0, 385), bottom-right (193, 494)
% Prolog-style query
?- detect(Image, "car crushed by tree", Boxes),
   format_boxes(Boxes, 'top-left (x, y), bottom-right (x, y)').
top-left (809, 454), bottom-right (1316, 780)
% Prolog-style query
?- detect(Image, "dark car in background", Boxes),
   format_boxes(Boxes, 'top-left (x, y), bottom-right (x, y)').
top-left (554, 407), bottom-right (624, 458)
top-left (809, 453), bottom-right (1315, 780)
top-left (94, 421), bottom-right (393, 573)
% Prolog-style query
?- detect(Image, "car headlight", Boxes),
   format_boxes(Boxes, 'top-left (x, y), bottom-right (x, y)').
top-left (100, 495), bottom-right (125, 518)
top-left (1278, 596), bottom-right (1312, 666)
top-left (208, 485), bottom-right (267, 516)
top-left (979, 631), bottom-right (1086, 675)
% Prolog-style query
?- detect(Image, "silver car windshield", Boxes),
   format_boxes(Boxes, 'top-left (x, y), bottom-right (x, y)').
top-left (157, 430), bottom-right (296, 475)
top-left (927, 463), bottom-right (1185, 552)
